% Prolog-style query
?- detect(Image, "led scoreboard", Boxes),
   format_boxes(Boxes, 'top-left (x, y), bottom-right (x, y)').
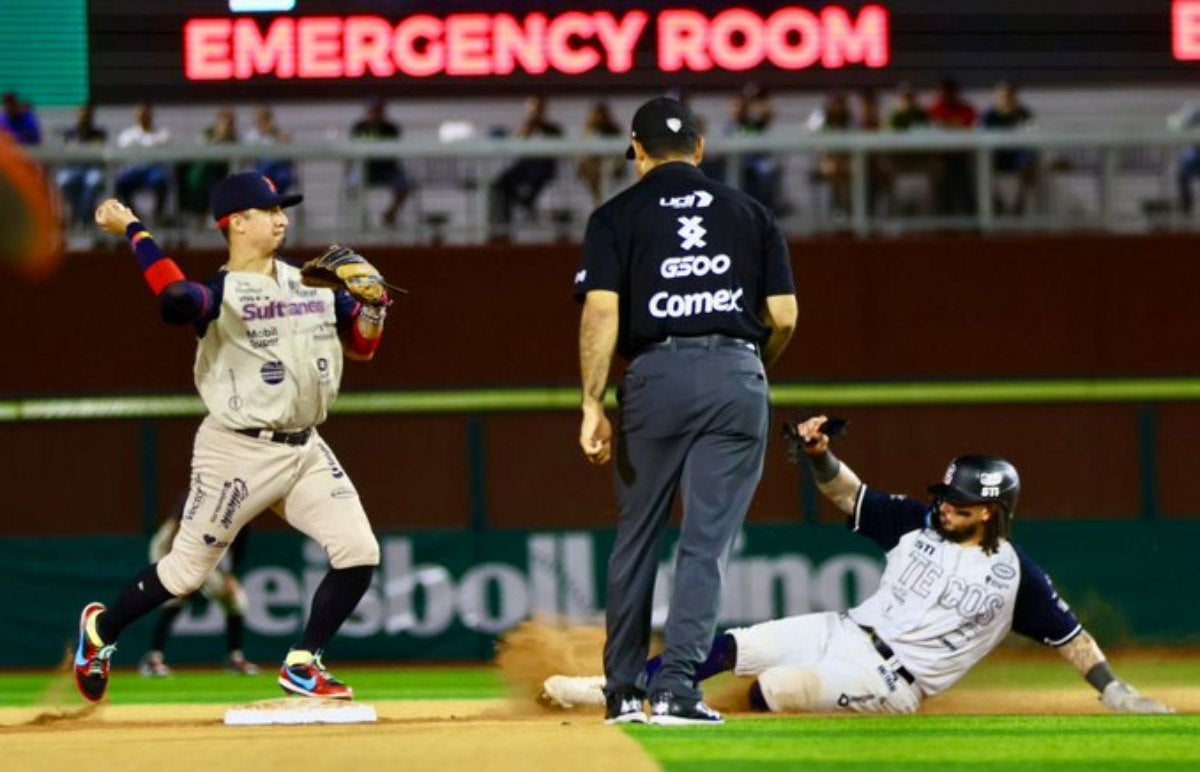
top-left (88, 1), bottom-right (1200, 102)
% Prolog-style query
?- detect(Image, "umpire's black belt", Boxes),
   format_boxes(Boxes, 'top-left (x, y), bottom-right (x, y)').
top-left (235, 427), bottom-right (312, 446)
top-left (857, 623), bottom-right (916, 685)
top-left (642, 334), bottom-right (759, 356)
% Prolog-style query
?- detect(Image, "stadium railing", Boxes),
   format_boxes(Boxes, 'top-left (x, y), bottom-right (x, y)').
top-left (26, 128), bottom-right (1200, 247)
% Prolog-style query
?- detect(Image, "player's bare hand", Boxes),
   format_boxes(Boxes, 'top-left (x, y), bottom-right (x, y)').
top-left (796, 415), bottom-right (831, 454)
top-left (580, 402), bottom-right (613, 465)
top-left (94, 198), bottom-right (139, 235)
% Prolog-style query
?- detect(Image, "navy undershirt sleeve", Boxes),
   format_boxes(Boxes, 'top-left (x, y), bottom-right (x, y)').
top-left (848, 488), bottom-right (931, 551)
top-left (1011, 545), bottom-right (1084, 647)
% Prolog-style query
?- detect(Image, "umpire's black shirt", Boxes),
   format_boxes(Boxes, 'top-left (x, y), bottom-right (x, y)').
top-left (574, 162), bottom-right (794, 361)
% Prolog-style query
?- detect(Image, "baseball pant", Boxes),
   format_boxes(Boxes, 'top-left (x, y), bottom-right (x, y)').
top-left (156, 418), bottom-right (379, 597)
top-left (604, 344), bottom-right (769, 701)
top-left (728, 612), bottom-right (922, 714)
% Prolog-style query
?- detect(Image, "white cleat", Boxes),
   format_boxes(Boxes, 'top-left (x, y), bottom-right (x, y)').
top-left (541, 675), bottom-right (607, 708)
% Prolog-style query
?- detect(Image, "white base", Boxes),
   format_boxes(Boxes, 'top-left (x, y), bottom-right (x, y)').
top-left (224, 698), bottom-right (378, 726)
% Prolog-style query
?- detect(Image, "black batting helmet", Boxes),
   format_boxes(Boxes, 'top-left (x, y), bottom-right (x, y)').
top-left (928, 455), bottom-right (1020, 521)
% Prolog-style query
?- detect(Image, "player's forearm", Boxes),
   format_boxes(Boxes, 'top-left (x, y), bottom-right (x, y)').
top-left (579, 299), bottom-right (617, 405)
top-left (1056, 630), bottom-right (1115, 692)
top-left (124, 223), bottom-right (217, 325)
top-left (126, 222), bottom-right (185, 296)
top-left (811, 450), bottom-right (864, 514)
top-left (346, 303), bottom-right (386, 361)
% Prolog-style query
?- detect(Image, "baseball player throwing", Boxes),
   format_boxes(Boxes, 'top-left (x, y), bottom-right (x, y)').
top-left (74, 173), bottom-right (391, 703)
top-left (543, 416), bottom-right (1173, 715)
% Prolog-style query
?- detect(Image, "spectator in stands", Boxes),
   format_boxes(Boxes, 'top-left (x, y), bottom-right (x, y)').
top-left (244, 105), bottom-right (296, 194)
top-left (348, 96), bottom-right (411, 228)
top-left (807, 91), bottom-right (854, 215)
top-left (56, 103), bottom-right (108, 227)
top-left (115, 103), bottom-right (172, 220)
top-left (0, 92), bottom-right (41, 145)
top-left (858, 87), bottom-right (894, 216)
top-left (1167, 100), bottom-right (1200, 214)
top-left (489, 95), bottom-right (563, 236)
top-left (178, 107), bottom-right (238, 222)
top-left (928, 78), bottom-right (978, 217)
top-left (981, 81), bottom-right (1039, 215)
top-left (887, 83), bottom-right (929, 131)
top-left (886, 83), bottom-right (947, 217)
top-left (728, 83), bottom-right (787, 215)
top-left (576, 100), bottom-right (624, 205)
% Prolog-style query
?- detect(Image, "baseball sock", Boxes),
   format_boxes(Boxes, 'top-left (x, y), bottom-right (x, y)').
top-left (298, 565), bottom-right (374, 654)
top-left (95, 564), bottom-right (175, 644)
top-left (226, 613), bottom-right (245, 655)
top-left (643, 632), bottom-right (738, 685)
top-left (149, 604), bottom-right (184, 652)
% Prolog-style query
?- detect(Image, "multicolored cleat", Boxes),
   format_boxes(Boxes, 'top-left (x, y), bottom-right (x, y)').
top-left (277, 650), bottom-right (353, 700)
top-left (74, 602), bottom-right (117, 702)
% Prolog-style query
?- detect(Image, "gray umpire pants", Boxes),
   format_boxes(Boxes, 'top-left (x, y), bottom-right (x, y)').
top-left (603, 338), bottom-right (769, 701)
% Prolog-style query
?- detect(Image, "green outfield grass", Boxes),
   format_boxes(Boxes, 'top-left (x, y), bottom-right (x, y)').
top-left (630, 715), bottom-right (1200, 771)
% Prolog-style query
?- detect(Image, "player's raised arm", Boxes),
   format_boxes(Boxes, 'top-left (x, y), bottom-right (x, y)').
top-left (791, 415), bottom-right (863, 514)
top-left (94, 198), bottom-right (215, 325)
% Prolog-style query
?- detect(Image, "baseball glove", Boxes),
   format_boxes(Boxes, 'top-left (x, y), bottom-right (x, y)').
top-left (299, 245), bottom-right (404, 306)
top-left (781, 416), bottom-right (848, 464)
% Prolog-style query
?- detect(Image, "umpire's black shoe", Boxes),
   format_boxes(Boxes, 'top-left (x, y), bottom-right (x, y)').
top-left (649, 693), bottom-right (725, 726)
top-left (604, 692), bottom-right (648, 725)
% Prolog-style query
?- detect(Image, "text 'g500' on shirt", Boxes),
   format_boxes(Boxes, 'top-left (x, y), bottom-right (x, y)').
top-left (574, 162), bottom-right (794, 361)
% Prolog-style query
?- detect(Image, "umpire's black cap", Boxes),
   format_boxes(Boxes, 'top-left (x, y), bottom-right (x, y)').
top-left (211, 172), bottom-right (303, 223)
top-left (626, 96), bottom-right (701, 160)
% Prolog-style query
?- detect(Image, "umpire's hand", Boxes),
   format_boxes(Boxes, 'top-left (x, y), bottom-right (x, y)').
top-left (580, 401), bottom-right (613, 464)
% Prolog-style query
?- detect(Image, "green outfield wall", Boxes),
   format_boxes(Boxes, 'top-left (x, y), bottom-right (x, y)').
top-left (3, 521), bottom-right (1195, 668)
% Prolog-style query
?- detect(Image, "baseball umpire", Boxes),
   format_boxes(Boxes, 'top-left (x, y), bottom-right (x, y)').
top-left (74, 172), bottom-right (393, 703)
top-left (543, 416), bottom-right (1174, 715)
top-left (575, 96), bottom-right (798, 725)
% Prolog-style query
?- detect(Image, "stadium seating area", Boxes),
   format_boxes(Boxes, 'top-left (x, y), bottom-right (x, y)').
top-left (17, 84), bottom-right (1200, 248)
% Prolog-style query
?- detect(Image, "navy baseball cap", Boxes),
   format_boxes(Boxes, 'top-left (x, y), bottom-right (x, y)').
top-left (626, 96), bottom-right (700, 160)
top-left (210, 172), bottom-right (303, 223)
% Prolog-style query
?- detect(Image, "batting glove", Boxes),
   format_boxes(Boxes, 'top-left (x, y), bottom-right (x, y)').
top-left (1100, 680), bottom-right (1174, 714)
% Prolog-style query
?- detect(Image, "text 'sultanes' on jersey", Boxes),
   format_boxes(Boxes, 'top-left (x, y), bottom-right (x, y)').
top-left (846, 488), bottom-right (1082, 697)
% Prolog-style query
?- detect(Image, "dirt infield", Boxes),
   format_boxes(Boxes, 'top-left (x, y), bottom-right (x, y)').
top-left (4, 625), bottom-right (1193, 772)
top-left (4, 687), bottom-right (1197, 772)
top-left (3, 687), bottom-right (1197, 771)
top-left (0, 700), bottom-right (659, 772)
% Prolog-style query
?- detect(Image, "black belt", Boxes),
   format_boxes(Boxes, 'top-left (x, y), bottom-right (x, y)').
top-left (235, 427), bottom-right (312, 446)
top-left (858, 624), bottom-right (916, 685)
top-left (642, 334), bottom-right (759, 355)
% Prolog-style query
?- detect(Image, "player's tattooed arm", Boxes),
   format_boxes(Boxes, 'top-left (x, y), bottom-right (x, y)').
top-left (813, 452), bottom-right (864, 515)
top-left (1057, 630), bottom-right (1111, 689)
top-left (1061, 630), bottom-right (1175, 713)
top-left (795, 416), bottom-right (863, 514)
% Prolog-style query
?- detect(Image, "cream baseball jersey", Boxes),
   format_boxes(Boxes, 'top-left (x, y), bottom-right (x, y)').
top-left (845, 487), bottom-right (1082, 696)
top-left (194, 260), bottom-right (348, 431)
